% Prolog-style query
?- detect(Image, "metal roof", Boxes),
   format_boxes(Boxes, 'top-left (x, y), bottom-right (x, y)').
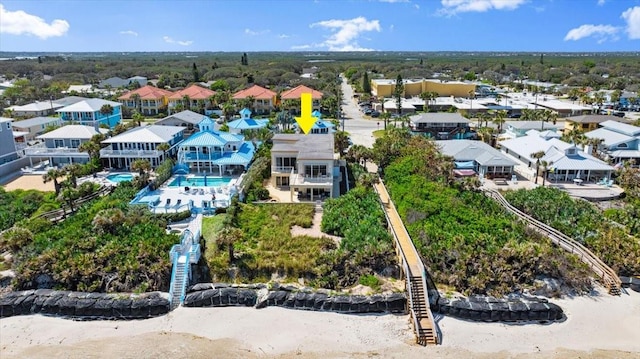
top-left (156, 111), bottom-right (209, 126)
top-left (227, 118), bottom-right (269, 130)
top-left (585, 128), bottom-right (635, 147)
top-left (272, 133), bottom-right (334, 160)
top-left (12, 116), bottom-right (62, 128)
top-left (599, 120), bottom-right (640, 137)
top-left (410, 112), bottom-right (470, 124)
top-left (103, 125), bottom-right (184, 144)
top-left (609, 150), bottom-right (640, 158)
top-left (212, 142), bottom-right (255, 165)
top-left (506, 121), bottom-right (562, 130)
top-left (436, 140), bottom-right (516, 167)
top-left (37, 125), bottom-right (102, 139)
top-left (500, 133), bottom-right (613, 171)
top-left (56, 98), bottom-right (121, 113)
top-left (179, 130), bottom-right (244, 147)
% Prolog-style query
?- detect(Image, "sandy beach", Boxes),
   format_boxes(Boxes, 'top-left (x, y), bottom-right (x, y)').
top-left (1, 288), bottom-right (638, 359)
top-left (2, 174), bottom-right (55, 192)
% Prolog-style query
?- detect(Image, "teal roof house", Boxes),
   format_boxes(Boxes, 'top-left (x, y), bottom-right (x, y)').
top-left (177, 117), bottom-right (255, 175)
top-left (227, 108), bottom-right (270, 134)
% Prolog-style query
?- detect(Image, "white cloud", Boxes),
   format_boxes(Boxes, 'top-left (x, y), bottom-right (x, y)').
top-left (291, 44), bottom-right (312, 50)
top-left (163, 36), bottom-right (193, 46)
top-left (378, 0), bottom-right (409, 2)
top-left (439, 0), bottom-right (527, 15)
top-left (597, 0), bottom-right (606, 5)
top-left (244, 28), bottom-right (270, 36)
top-left (621, 6), bottom-right (640, 39)
top-left (119, 30), bottom-right (138, 37)
top-left (278, 34), bottom-right (291, 39)
top-left (0, 4), bottom-right (69, 39)
top-left (309, 17), bottom-right (381, 51)
top-left (563, 24), bottom-right (619, 42)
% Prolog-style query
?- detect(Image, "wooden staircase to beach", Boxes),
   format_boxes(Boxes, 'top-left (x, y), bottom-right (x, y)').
top-left (484, 189), bottom-right (622, 295)
top-left (373, 180), bottom-right (439, 346)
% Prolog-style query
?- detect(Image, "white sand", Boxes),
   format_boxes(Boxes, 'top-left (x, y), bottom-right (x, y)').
top-left (1, 289), bottom-right (639, 358)
top-left (2, 174), bottom-right (55, 192)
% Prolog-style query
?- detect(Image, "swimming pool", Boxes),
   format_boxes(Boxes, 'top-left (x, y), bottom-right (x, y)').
top-left (168, 176), bottom-right (232, 187)
top-left (106, 173), bottom-right (134, 183)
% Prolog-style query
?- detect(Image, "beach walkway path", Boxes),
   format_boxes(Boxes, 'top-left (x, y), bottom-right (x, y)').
top-left (373, 180), bottom-right (439, 346)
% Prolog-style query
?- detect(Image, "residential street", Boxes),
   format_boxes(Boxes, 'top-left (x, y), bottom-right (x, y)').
top-left (339, 75), bottom-right (380, 148)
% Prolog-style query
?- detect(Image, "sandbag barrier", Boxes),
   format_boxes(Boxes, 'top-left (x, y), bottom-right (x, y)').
top-left (433, 295), bottom-right (564, 322)
top-left (0, 289), bottom-right (169, 320)
top-left (255, 290), bottom-right (407, 313)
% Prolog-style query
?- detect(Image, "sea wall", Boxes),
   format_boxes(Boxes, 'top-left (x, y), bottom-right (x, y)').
top-left (0, 289), bottom-right (169, 320)
top-left (434, 295), bottom-right (564, 322)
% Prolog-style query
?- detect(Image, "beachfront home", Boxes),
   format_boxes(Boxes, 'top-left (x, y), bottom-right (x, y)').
top-left (232, 85), bottom-right (277, 115)
top-left (23, 125), bottom-right (107, 167)
top-left (280, 85), bottom-right (323, 113)
top-left (292, 110), bottom-right (335, 134)
top-left (167, 84), bottom-right (216, 114)
top-left (436, 140), bottom-right (516, 179)
top-left (118, 85), bottom-right (173, 115)
top-left (585, 120), bottom-right (640, 166)
top-left (227, 108), bottom-right (270, 134)
top-left (56, 98), bottom-right (123, 129)
top-left (100, 125), bottom-right (185, 169)
top-left (503, 120), bottom-right (563, 139)
top-left (11, 116), bottom-right (63, 141)
top-left (99, 76), bottom-right (148, 89)
top-left (409, 113), bottom-right (472, 139)
top-left (7, 101), bottom-right (65, 117)
top-left (271, 133), bottom-right (341, 201)
top-left (0, 118), bottom-right (19, 165)
top-left (500, 130), bottom-right (614, 183)
top-left (176, 117), bottom-right (255, 175)
top-left (155, 110), bottom-right (208, 137)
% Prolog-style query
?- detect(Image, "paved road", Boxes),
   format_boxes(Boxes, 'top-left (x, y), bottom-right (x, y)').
top-left (338, 75), bottom-right (380, 148)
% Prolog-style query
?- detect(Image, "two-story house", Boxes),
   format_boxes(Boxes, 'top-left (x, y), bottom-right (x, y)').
top-left (227, 108), bottom-right (270, 134)
top-left (24, 125), bottom-right (107, 167)
top-left (155, 110), bottom-right (208, 137)
top-left (271, 133), bottom-right (340, 201)
top-left (167, 84), bottom-right (216, 114)
top-left (176, 117), bottom-right (255, 175)
top-left (56, 98), bottom-right (123, 129)
top-left (118, 85), bottom-right (173, 115)
top-left (232, 85), bottom-right (277, 115)
top-left (585, 120), bottom-right (640, 166)
top-left (408, 113), bottom-right (473, 140)
top-left (0, 118), bottom-right (19, 165)
top-left (280, 85), bottom-right (323, 113)
top-left (503, 120), bottom-right (563, 139)
top-left (100, 125), bottom-right (185, 169)
top-left (563, 114), bottom-right (612, 133)
top-left (436, 140), bottom-right (516, 179)
top-left (8, 101), bottom-right (65, 117)
top-left (11, 116), bottom-right (64, 141)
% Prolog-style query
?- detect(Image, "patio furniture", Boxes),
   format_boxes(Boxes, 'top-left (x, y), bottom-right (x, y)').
top-left (573, 178), bottom-right (584, 186)
top-left (174, 199), bottom-right (182, 208)
top-left (606, 179), bottom-right (614, 187)
top-left (597, 178), bottom-right (607, 186)
top-left (164, 198), bottom-right (171, 207)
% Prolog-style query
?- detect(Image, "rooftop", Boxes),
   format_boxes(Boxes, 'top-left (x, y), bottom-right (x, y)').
top-left (436, 140), bottom-right (516, 167)
top-left (232, 85), bottom-right (276, 100)
top-left (37, 125), bottom-right (106, 140)
top-left (409, 112), bottom-right (470, 124)
top-left (118, 85), bottom-right (174, 100)
top-left (168, 84), bottom-right (216, 100)
top-left (280, 85), bottom-right (323, 99)
top-left (156, 110), bottom-right (208, 126)
top-left (272, 133), bottom-right (334, 160)
top-left (56, 98), bottom-right (121, 113)
top-left (103, 125), bottom-right (184, 144)
top-left (12, 116), bottom-right (62, 128)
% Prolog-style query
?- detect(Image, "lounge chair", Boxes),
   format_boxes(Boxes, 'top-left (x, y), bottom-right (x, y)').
top-left (174, 199), bottom-right (182, 208)
top-left (191, 188), bottom-right (198, 195)
top-left (199, 188), bottom-right (205, 195)
top-left (606, 179), bottom-right (614, 187)
top-left (164, 198), bottom-right (171, 207)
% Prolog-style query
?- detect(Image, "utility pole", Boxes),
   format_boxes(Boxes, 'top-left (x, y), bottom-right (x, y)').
top-left (337, 74), bottom-right (344, 132)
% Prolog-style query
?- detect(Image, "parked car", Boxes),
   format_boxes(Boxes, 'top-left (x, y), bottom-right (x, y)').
top-left (370, 111), bottom-right (381, 118)
top-left (613, 111), bottom-right (625, 118)
top-left (364, 108), bottom-right (373, 115)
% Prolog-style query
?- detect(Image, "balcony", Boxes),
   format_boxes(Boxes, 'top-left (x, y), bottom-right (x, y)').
top-left (100, 146), bottom-right (163, 158)
top-left (181, 152), bottom-right (224, 161)
top-left (24, 144), bottom-right (88, 157)
top-left (271, 166), bottom-right (294, 173)
top-left (290, 173), bottom-right (333, 186)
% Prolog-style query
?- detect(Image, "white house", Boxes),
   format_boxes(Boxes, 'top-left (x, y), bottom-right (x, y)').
top-left (100, 125), bottom-right (185, 169)
top-left (585, 120), bottom-right (640, 166)
top-left (24, 125), bottom-right (107, 167)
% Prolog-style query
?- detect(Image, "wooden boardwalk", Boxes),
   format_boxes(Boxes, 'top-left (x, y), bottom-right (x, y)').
top-left (485, 189), bottom-right (622, 295)
top-left (373, 181), bottom-right (438, 346)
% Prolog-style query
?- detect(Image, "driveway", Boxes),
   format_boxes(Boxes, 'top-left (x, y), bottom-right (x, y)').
top-left (339, 75), bottom-right (380, 148)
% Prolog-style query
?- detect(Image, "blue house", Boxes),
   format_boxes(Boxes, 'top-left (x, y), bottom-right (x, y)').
top-left (177, 117), bottom-right (255, 175)
top-left (56, 98), bottom-right (122, 129)
top-left (227, 108), bottom-right (270, 134)
top-left (293, 110), bottom-right (336, 134)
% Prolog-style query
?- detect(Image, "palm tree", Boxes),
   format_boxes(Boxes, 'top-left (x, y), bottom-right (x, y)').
top-left (217, 226), bottom-right (243, 265)
top-left (130, 93), bottom-right (141, 114)
top-left (222, 101), bottom-right (236, 120)
top-left (530, 150), bottom-right (546, 184)
top-left (477, 127), bottom-right (493, 144)
top-left (131, 158), bottom-right (152, 176)
top-left (157, 143), bottom-right (170, 160)
top-left (380, 111), bottom-right (391, 130)
top-left (78, 141), bottom-right (101, 160)
top-left (99, 104), bottom-right (114, 127)
top-left (43, 168), bottom-right (65, 195)
top-left (334, 131), bottom-right (350, 157)
top-left (182, 95), bottom-right (191, 111)
top-left (492, 110), bottom-right (507, 134)
top-left (419, 91), bottom-right (436, 112)
top-left (586, 137), bottom-right (604, 157)
top-left (540, 160), bottom-right (553, 186)
top-left (63, 163), bottom-right (83, 188)
top-left (541, 109), bottom-right (558, 131)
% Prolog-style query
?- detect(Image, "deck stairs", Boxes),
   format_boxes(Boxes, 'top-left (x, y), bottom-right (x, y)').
top-left (168, 214), bottom-right (203, 309)
top-left (373, 180), bottom-right (439, 346)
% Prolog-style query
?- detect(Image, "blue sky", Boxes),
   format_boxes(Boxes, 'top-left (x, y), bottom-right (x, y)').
top-left (1, 0), bottom-right (639, 52)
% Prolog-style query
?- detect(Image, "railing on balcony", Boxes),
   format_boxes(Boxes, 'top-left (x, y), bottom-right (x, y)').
top-left (271, 166), bottom-right (294, 173)
top-left (290, 173), bottom-right (333, 186)
top-left (23, 144), bottom-right (87, 157)
top-left (100, 146), bottom-right (163, 158)
top-left (181, 152), bottom-right (224, 161)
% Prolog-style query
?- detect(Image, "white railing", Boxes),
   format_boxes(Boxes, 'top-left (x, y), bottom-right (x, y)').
top-left (100, 146), bottom-right (162, 157)
top-left (271, 166), bottom-right (294, 173)
top-left (24, 145), bottom-right (87, 156)
top-left (290, 173), bottom-right (333, 185)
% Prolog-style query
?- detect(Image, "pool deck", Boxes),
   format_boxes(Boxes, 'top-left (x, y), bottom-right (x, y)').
top-left (144, 175), bottom-right (241, 213)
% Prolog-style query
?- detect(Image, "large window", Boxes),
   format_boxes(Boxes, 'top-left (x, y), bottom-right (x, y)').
top-left (304, 164), bottom-right (327, 177)
top-left (275, 157), bottom-right (297, 168)
top-left (54, 139), bottom-right (64, 147)
top-left (70, 139), bottom-right (81, 148)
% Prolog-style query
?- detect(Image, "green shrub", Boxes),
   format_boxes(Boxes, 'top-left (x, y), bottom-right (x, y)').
top-left (359, 274), bottom-right (381, 290)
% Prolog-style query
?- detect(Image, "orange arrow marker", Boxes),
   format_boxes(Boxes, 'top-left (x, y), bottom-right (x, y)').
top-left (295, 93), bottom-right (315, 135)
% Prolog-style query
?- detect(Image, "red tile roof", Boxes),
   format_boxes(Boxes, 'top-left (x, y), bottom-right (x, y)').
top-left (232, 85), bottom-right (276, 100)
top-left (280, 85), bottom-right (323, 100)
top-left (168, 84), bottom-right (216, 100)
top-left (118, 85), bottom-right (174, 100)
